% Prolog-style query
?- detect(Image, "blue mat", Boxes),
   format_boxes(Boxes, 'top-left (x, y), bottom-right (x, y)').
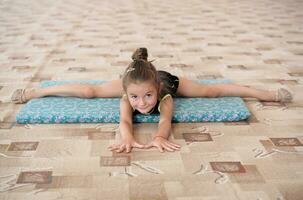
top-left (16, 80), bottom-right (250, 124)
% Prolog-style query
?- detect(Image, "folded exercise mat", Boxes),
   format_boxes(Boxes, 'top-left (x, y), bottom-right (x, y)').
top-left (16, 80), bottom-right (250, 124)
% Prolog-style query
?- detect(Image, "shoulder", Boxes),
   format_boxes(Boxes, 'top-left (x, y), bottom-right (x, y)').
top-left (158, 94), bottom-right (173, 112)
top-left (161, 94), bottom-right (172, 102)
top-left (120, 94), bottom-right (132, 109)
top-left (121, 94), bottom-right (128, 101)
top-left (120, 94), bottom-right (133, 121)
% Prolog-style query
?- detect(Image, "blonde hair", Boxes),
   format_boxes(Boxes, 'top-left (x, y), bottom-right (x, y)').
top-left (122, 48), bottom-right (160, 92)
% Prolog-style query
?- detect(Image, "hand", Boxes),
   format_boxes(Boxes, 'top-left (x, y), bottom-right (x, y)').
top-left (108, 137), bottom-right (145, 153)
top-left (145, 136), bottom-right (181, 153)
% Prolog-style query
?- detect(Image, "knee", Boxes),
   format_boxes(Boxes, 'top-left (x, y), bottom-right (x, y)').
top-left (211, 89), bottom-right (222, 97)
top-left (205, 92), bottom-right (219, 98)
top-left (83, 87), bottom-right (95, 98)
top-left (204, 87), bottom-right (220, 98)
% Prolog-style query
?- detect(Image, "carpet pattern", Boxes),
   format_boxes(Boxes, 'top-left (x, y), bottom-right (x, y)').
top-left (0, 0), bottom-right (303, 199)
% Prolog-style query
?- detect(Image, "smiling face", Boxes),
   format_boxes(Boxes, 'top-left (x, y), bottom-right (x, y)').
top-left (126, 81), bottom-right (159, 114)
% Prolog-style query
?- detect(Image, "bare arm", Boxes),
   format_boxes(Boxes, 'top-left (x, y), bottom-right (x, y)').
top-left (146, 95), bottom-right (181, 152)
top-left (119, 96), bottom-right (135, 140)
top-left (108, 95), bottom-right (144, 153)
top-left (155, 96), bottom-right (174, 139)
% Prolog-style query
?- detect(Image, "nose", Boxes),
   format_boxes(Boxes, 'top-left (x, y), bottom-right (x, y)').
top-left (138, 98), bottom-right (146, 106)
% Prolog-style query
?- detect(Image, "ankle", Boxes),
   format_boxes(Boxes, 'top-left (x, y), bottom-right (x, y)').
top-left (270, 91), bottom-right (277, 101)
top-left (261, 91), bottom-right (276, 102)
top-left (275, 88), bottom-right (293, 103)
top-left (26, 88), bottom-right (36, 100)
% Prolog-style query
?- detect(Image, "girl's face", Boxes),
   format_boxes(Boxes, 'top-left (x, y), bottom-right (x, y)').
top-left (126, 81), bottom-right (159, 114)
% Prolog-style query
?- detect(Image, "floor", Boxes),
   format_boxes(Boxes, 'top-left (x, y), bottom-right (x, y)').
top-left (0, 0), bottom-right (303, 199)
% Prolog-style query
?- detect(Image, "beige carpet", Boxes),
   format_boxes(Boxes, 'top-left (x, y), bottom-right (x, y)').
top-left (0, 0), bottom-right (303, 199)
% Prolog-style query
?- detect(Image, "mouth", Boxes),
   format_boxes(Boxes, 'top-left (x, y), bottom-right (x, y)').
top-left (137, 107), bottom-right (152, 113)
top-left (138, 108), bottom-right (149, 112)
top-left (138, 106), bottom-right (149, 110)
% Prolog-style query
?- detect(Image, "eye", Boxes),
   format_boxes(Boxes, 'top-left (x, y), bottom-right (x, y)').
top-left (130, 95), bottom-right (137, 100)
top-left (146, 93), bottom-right (153, 98)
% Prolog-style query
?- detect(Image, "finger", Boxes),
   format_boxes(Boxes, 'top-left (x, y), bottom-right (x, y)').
top-left (108, 144), bottom-right (116, 149)
top-left (169, 142), bottom-right (181, 148)
top-left (108, 145), bottom-right (119, 151)
top-left (165, 142), bottom-right (181, 150)
top-left (164, 140), bottom-right (181, 147)
top-left (133, 142), bottom-right (145, 149)
top-left (143, 142), bottom-right (154, 149)
top-left (117, 145), bottom-right (125, 153)
top-left (116, 149), bottom-right (124, 153)
top-left (157, 145), bottom-right (164, 153)
top-left (108, 147), bottom-right (116, 151)
top-left (126, 145), bottom-right (132, 153)
top-left (162, 144), bottom-right (175, 152)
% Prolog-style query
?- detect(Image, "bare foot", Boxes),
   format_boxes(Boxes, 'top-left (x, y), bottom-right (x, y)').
top-left (11, 88), bottom-right (34, 104)
top-left (275, 88), bottom-right (293, 103)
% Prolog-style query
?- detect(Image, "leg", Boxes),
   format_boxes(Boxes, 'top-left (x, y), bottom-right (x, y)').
top-left (177, 77), bottom-right (289, 102)
top-left (92, 79), bottom-right (123, 98)
top-left (12, 80), bottom-right (123, 103)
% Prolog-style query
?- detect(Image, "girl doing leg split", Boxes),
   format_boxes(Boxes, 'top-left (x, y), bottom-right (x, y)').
top-left (11, 48), bottom-right (293, 153)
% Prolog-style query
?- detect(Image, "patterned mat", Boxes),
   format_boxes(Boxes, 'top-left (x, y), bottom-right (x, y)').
top-left (16, 80), bottom-right (250, 123)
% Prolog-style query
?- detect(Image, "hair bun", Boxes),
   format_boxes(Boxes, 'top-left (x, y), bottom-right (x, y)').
top-left (132, 48), bottom-right (148, 61)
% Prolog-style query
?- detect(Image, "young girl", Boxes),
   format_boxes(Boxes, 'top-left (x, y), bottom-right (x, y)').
top-left (11, 48), bottom-right (293, 153)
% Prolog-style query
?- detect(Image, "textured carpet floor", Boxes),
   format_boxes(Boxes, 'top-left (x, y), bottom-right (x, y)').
top-left (0, 0), bottom-right (303, 199)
